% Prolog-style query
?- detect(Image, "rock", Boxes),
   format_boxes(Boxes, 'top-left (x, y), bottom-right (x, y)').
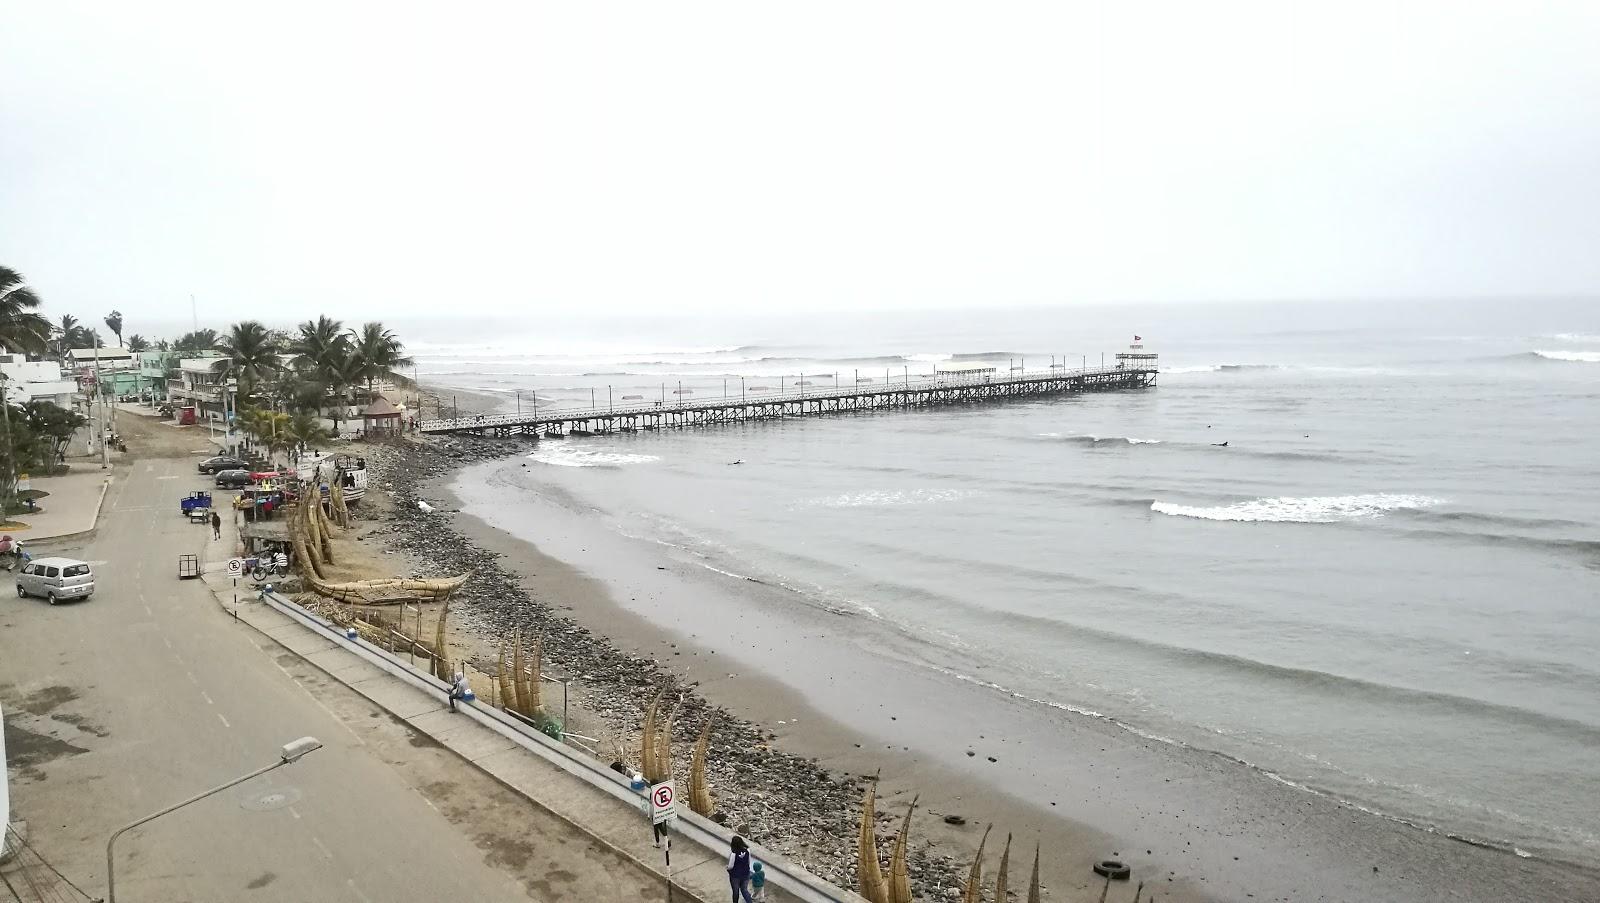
top-left (943, 815), bottom-right (966, 826)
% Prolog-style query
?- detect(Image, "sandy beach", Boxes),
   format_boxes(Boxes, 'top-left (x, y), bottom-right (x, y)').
top-left (334, 386), bottom-right (1600, 902)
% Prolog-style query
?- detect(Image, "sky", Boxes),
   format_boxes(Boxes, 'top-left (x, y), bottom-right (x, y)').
top-left (2, 1), bottom-right (1598, 329)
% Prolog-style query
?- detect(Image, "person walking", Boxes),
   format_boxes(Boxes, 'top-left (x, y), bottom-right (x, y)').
top-left (726, 835), bottom-right (753, 903)
top-left (210, 509), bottom-right (222, 540)
top-left (749, 861), bottom-right (767, 902)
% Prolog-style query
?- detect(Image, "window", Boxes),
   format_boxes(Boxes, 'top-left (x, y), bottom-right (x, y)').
top-left (45, 566), bottom-right (60, 578)
top-left (21, 564), bottom-right (36, 575)
top-left (63, 564), bottom-right (90, 578)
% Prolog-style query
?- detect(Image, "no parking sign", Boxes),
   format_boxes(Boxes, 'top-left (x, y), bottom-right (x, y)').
top-left (650, 779), bottom-right (677, 825)
top-left (226, 558), bottom-right (244, 578)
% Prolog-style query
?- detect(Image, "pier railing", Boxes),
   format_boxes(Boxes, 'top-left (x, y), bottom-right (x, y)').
top-left (421, 363), bottom-right (1154, 435)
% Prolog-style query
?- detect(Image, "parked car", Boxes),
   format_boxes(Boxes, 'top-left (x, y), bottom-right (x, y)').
top-left (215, 469), bottom-right (252, 489)
top-left (16, 557), bottom-right (95, 605)
top-left (199, 455), bottom-right (248, 474)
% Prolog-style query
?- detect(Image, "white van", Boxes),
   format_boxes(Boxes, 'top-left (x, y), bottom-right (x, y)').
top-left (16, 557), bottom-right (95, 604)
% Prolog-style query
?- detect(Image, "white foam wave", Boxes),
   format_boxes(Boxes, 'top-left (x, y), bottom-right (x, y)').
top-left (1544, 333), bottom-right (1600, 343)
top-left (1151, 493), bottom-right (1440, 523)
top-left (525, 446), bottom-right (661, 468)
top-left (1161, 365), bottom-right (1220, 374)
top-left (797, 488), bottom-right (968, 508)
top-left (1533, 350), bottom-right (1600, 363)
top-left (1058, 434), bottom-right (1162, 445)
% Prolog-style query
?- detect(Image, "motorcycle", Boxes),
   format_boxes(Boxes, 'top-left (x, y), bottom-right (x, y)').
top-left (1, 538), bottom-right (30, 572)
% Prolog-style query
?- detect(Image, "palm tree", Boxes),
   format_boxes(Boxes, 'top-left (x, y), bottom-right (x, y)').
top-left (216, 321), bottom-right (282, 403)
top-left (126, 334), bottom-right (150, 353)
top-left (154, 338), bottom-right (172, 352)
top-left (348, 322), bottom-right (413, 403)
top-left (289, 316), bottom-right (346, 374)
top-left (287, 316), bottom-right (353, 421)
top-left (236, 406), bottom-right (291, 463)
top-left (51, 313), bottom-right (89, 360)
top-left (174, 329), bottom-right (221, 354)
top-left (104, 310), bottom-right (124, 346)
top-left (284, 411), bottom-right (332, 463)
top-left (0, 267), bottom-right (53, 356)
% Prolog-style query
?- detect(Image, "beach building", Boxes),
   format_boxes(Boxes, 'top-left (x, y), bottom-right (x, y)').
top-left (0, 354), bottom-right (79, 408)
top-left (360, 394), bottom-right (406, 436)
top-left (67, 346), bottom-right (141, 398)
top-left (137, 350), bottom-right (212, 402)
top-left (168, 357), bottom-right (232, 423)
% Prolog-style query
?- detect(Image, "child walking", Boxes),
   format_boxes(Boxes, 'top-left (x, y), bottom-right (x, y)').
top-left (749, 861), bottom-right (766, 902)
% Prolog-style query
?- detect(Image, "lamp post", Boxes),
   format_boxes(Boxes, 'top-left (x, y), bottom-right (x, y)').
top-left (225, 377), bottom-right (239, 456)
top-left (106, 737), bottom-right (323, 903)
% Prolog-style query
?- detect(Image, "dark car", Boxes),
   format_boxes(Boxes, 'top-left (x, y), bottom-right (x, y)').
top-left (199, 455), bottom-right (247, 474)
top-left (214, 469), bottom-right (252, 489)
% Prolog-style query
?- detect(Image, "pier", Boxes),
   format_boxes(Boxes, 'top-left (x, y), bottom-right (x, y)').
top-left (420, 357), bottom-right (1158, 438)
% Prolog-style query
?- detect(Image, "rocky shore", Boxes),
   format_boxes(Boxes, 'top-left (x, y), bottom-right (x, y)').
top-left (353, 434), bottom-right (969, 899)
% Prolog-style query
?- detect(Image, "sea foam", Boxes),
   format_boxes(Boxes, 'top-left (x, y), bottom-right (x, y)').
top-left (525, 446), bottom-right (661, 468)
top-left (1151, 493), bottom-right (1440, 523)
top-left (1532, 350), bottom-right (1600, 363)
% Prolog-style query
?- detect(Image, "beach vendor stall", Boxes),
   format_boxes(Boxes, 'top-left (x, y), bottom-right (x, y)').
top-left (233, 471), bottom-right (294, 523)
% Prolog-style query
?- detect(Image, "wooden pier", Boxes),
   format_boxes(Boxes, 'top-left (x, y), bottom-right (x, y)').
top-left (419, 361), bottom-right (1158, 438)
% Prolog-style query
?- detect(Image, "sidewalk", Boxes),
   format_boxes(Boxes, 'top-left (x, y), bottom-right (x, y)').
top-left (9, 468), bottom-right (111, 541)
top-left (198, 515), bottom-right (847, 903)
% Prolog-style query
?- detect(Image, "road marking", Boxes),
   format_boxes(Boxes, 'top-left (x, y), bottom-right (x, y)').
top-left (216, 713), bottom-right (231, 728)
top-left (288, 805), bottom-right (302, 820)
top-left (143, 605), bottom-right (152, 616)
top-left (162, 636), bottom-right (172, 649)
top-left (311, 835), bottom-right (334, 860)
top-left (171, 652), bottom-right (184, 665)
top-left (200, 691), bottom-right (213, 705)
top-left (346, 879), bottom-right (373, 903)
top-left (155, 475), bottom-right (180, 480)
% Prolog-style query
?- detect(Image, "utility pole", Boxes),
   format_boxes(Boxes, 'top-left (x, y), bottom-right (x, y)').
top-left (94, 336), bottom-right (108, 469)
top-left (0, 374), bottom-right (14, 516)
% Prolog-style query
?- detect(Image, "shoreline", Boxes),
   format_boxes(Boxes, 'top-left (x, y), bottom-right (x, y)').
top-left (375, 387), bottom-right (1600, 902)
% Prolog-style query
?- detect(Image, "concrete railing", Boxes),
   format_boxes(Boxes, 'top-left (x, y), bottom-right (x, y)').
top-left (257, 590), bottom-right (866, 903)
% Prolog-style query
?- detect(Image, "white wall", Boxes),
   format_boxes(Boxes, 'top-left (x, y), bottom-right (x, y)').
top-left (1, 700), bottom-right (9, 855)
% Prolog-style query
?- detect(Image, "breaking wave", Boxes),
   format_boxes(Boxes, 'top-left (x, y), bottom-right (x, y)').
top-left (1151, 494), bottom-right (1440, 523)
top-left (1531, 350), bottom-right (1600, 363)
top-left (1039, 433), bottom-right (1162, 445)
top-left (525, 446), bottom-right (661, 468)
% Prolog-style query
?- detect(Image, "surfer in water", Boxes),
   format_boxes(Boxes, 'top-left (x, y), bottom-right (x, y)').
top-left (1212, 441), bottom-right (1229, 447)
top-left (729, 459), bottom-right (743, 465)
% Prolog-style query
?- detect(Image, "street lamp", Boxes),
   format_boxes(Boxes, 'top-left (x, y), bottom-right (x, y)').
top-left (105, 737), bottom-right (323, 903)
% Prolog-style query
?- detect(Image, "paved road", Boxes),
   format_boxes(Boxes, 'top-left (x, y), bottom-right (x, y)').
top-left (1, 454), bottom-right (566, 902)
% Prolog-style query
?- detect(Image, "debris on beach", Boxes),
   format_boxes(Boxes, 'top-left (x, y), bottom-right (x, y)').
top-left (351, 436), bottom-right (971, 898)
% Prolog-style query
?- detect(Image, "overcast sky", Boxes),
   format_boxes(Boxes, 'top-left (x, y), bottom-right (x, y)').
top-left (2, 2), bottom-right (1597, 326)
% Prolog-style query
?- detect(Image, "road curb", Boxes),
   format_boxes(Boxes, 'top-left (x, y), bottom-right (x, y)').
top-left (200, 574), bottom-right (861, 903)
top-left (21, 475), bottom-right (112, 546)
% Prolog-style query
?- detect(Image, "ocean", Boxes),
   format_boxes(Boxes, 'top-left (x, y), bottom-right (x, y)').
top-left (411, 298), bottom-right (1600, 867)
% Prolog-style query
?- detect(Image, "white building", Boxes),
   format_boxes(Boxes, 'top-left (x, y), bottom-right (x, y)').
top-left (168, 358), bottom-right (231, 420)
top-left (66, 347), bottom-right (137, 371)
top-left (0, 354), bottom-right (79, 408)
